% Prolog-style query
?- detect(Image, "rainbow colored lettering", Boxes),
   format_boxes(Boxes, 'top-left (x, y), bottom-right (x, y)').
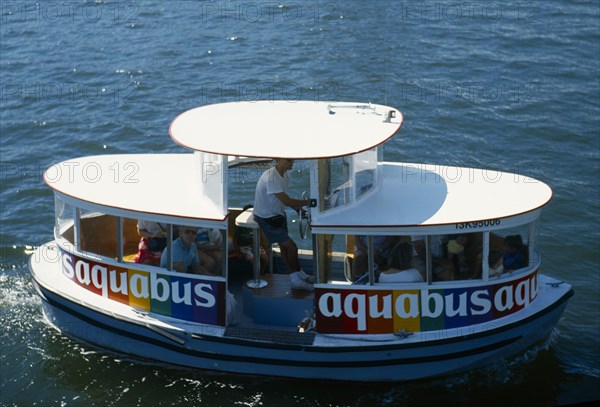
top-left (59, 248), bottom-right (226, 325)
top-left (315, 271), bottom-right (539, 334)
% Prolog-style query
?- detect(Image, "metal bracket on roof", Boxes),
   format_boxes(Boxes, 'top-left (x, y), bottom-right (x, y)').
top-left (327, 103), bottom-right (378, 115)
top-left (383, 110), bottom-right (396, 122)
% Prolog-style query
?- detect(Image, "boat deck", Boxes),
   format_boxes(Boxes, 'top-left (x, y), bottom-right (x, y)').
top-left (224, 325), bottom-right (315, 345)
top-left (245, 273), bottom-right (314, 300)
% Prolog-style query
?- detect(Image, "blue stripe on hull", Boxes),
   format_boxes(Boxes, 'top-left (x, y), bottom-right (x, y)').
top-left (33, 278), bottom-right (572, 382)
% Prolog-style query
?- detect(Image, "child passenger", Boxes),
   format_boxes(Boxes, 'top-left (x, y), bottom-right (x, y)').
top-left (134, 220), bottom-right (168, 266)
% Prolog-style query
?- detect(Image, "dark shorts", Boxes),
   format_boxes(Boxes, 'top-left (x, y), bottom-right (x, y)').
top-left (253, 214), bottom-right (290, 244)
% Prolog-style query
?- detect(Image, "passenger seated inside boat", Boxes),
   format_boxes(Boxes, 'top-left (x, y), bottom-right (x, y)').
top-left (412, 234), bottom-right (481, 281)
top-left (503, 235), bottom-right (526, 272)
top-left (352, 235), bottom-right (398, 279)
top-left (411, 234), bottom-right (453, 278)
top-left (195, 227), bottom-right (223, 274)
top-left (447, 234), bottom-right (470, 275)
top-left (378, 241), bottom-right (424, 283)
top-left (133, 220), bottom-right (168, 266)
top-left (160, 226), bottom-right (210, 275)
top-left (488, 250), bottom-right (505, 277)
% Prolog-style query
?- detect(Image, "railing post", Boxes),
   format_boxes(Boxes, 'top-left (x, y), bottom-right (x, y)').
top-left (482, 232), bottom-right (490, 281)
top-left (116, 216), bottom-right (123, 262)
top-left (367, 235), bottom-right (375, 285)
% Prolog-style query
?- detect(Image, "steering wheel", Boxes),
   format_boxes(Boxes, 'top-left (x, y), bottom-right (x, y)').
top-left (298, 191), bottom-right (311, 240)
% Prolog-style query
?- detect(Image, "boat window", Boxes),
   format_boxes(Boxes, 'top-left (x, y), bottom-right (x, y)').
top-left (320, 157), bottom-right (352, 212)
top-left (120, 217), bottom-right (148, 263)
top-left (315, 233), bottom-right (436, 285)
top-left (313, 233), bottom-right (348, 284)
top-left (325, 234), bottom-right (422, 285)
top-left (158, 224), bottom-right (227, 277)
top-left (78, 209), bottom-right (119, 258)
top-left (409, 233), bottom-right (484, 283)
top-left (317, 147), bottom-right (382, 214)
top-left (120, 218), bottom-right (228, 276)
top-left (121, 217), bottom-right (172, 267)
top-left (314, 232), bottom-right (493, 285)
top-left (54, 196), bottom-right (75, 246)
top-left (314, 229), bottom-right (538, 285)
top-left (194, 227), bottom-right (227, 277)
top-left (354, 147), bottom-right (379, 202)
top-left (348, 234), bottom-right (402, 284)
top-left (486, 225), bottom-right (532, 277)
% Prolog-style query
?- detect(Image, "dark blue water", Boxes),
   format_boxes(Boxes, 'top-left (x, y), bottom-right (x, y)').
top-left (1, 1), bottom-right (598, 405)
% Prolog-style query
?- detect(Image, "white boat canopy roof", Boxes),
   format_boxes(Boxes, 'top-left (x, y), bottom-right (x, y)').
top-left (44, 101), bottom-right (552, 231)
top-left (311, 162), bottom-right (553, 234)
top-left (44, 154), bottom-right (227, 226)
top-left (169, 101), bottom-right (403, 159)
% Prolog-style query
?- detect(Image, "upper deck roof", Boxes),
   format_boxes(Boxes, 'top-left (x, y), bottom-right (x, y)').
top-left (44, 101), bottom-right (552, 231)
top-left (169, 101), bottom-right (403, 159)
top-left (44, 154), bottom-right (227, 225)
top-left (311, 162), bottom-right (553, 234)
top-left (43, 155), bottom-right (553, 231)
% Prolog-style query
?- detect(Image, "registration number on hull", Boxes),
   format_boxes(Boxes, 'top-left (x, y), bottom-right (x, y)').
top-left (455, 219), bottom-right (501, 229)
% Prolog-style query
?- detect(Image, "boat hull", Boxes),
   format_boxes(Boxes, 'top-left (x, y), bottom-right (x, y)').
top-left (29, 247), bottom-right (572, 382)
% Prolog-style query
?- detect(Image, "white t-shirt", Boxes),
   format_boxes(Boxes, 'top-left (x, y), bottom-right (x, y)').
top-left (253, 166), bottom-right (288, 218)
top-left (379, 268), bottom-right (424, 283)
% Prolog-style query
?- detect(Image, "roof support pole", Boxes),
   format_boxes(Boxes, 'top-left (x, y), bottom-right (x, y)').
top-left (74, 208), bottom-right (81, 252)
top-left (116, 216), bottom-right (123, 262)
top-left (425, 235), bottom-right (432, 285)
top-left (168, 224), bottom-right (173, 271)
top-left (312, 233), bottom-right (319, 284)
top-left (528, 221), bottom-right (536, 267)
top-left (367, 235), bottom-right (375, 285)
top-left (482, 232), bottom-right (490, 281)
top-left (220, 228), bottom-right (227, 278)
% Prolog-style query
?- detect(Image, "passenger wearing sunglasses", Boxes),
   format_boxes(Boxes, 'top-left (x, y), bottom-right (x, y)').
top-left (160, 227), bottom-right (210, 275)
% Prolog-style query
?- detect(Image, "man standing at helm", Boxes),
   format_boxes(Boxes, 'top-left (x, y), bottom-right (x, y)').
top-left (253, 158), bottom-right (313, 289)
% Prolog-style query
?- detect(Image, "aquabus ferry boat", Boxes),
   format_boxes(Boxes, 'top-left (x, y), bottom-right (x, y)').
top-left (29, 101), bottom-right (573, 381)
